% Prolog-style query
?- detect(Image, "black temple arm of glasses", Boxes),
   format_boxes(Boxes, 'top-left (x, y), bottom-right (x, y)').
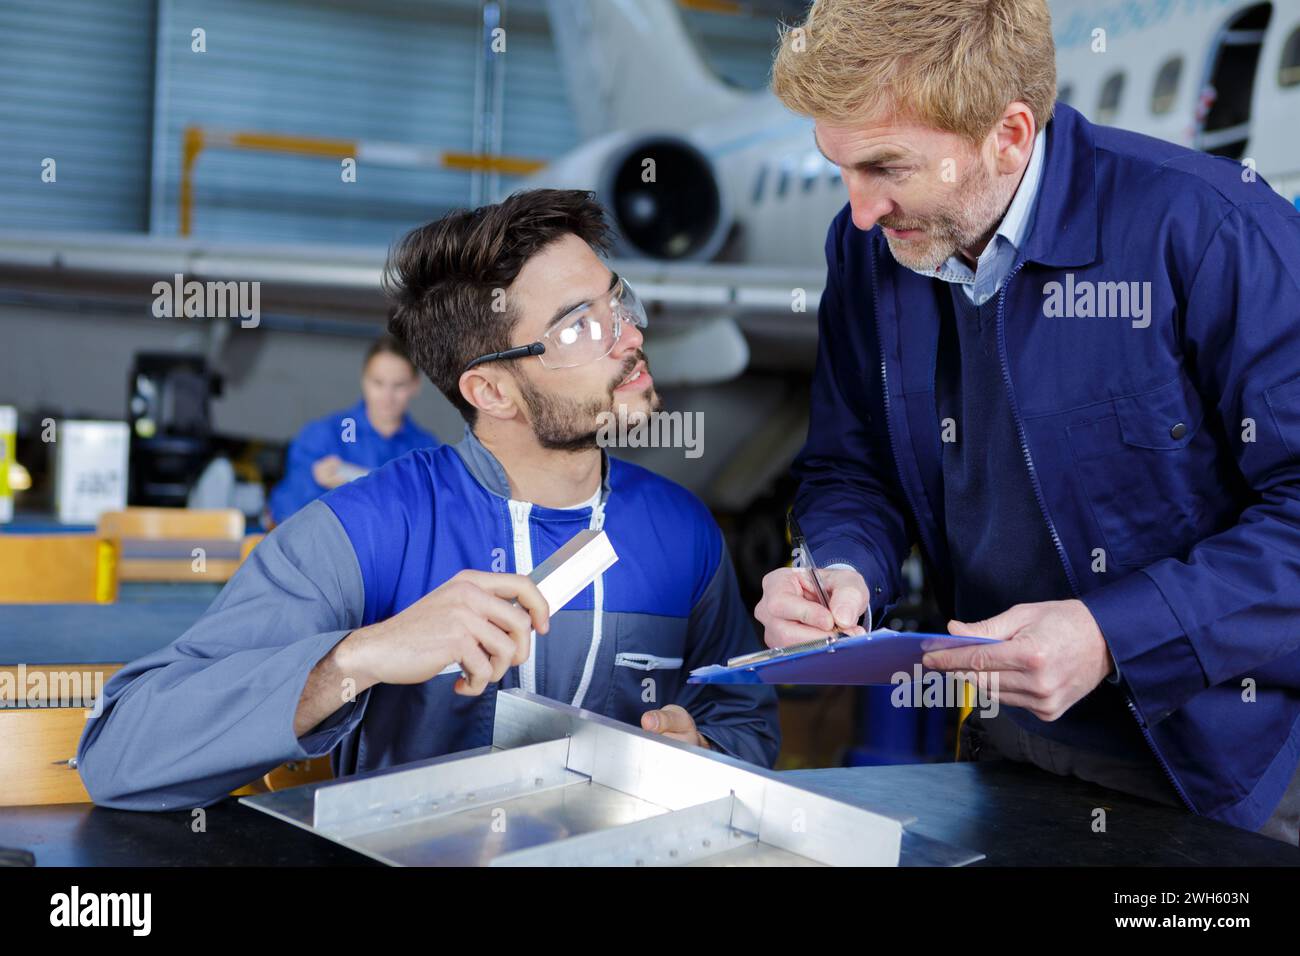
top-left (464, 341), bottom-right (546, 371)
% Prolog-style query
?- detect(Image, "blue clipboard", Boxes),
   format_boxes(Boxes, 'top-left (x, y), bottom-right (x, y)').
top-left (687, 629), bottom-right (998, 686)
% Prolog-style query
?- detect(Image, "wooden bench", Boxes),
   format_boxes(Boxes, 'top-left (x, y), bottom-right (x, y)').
top-left (0, 534), bottom-right (117, 604)
top-left (98, 507), bottom-right (249, 583)
top-left (1, 529), bottom-right (330, 807)
top-left (0, 663), bottom-right (332, 806)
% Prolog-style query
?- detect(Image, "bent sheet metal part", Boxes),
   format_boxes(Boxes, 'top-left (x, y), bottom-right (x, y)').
top-left (241, 689), bottom-right (983, 866)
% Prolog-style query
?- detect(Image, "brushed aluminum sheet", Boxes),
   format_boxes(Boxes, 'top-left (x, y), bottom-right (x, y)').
top-left (241, 690), bottom-right (984, 867)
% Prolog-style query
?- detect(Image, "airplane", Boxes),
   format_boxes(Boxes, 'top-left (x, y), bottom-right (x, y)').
top-left (531, 0), bottom-right (1300, 271)
top-left (2, 0), bottom-right (1297, 577)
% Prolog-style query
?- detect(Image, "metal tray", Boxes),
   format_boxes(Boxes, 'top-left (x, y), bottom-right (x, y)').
top-left (241, 689), bottom-right (983, 866)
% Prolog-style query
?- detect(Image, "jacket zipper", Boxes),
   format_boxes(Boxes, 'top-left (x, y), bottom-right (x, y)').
top-left (991, 260), bottom-right (1195, 813)
top-left (569, 496), bottom-right (608, 708)
top-left (507, 499), bottom-right (537, 694)
top-left (509, 491), bottom-right (609, 708)
top-left (869, 247), bottom-right (945, 583)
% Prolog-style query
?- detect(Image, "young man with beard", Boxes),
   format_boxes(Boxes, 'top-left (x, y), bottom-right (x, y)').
top-left (755, 0), bottom-right (1300, 843)
top-left (77, 189), bottom-right (779, 810)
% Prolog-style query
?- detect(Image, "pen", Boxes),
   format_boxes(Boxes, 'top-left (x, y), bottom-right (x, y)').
top-left (725, 513), bottom-right (848, 669)
top-left (786, 511), bottom-right (846, 644)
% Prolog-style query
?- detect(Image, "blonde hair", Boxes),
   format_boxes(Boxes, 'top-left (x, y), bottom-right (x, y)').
top-left (771, 0), bottom-right (1057, 144)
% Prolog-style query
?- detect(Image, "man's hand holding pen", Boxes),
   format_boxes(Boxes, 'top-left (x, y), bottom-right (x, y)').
top-left (754, 565), bottom-right (870, 648)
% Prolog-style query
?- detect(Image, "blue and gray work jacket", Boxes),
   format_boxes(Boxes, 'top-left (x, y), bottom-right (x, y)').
top-left (78, 427), bottom-right (780, 810)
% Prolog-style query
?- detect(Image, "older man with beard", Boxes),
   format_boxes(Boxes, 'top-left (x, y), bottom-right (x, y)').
top-left (77, 189), bottom-right (778, 810)
top-left (754, 0), bottom-right (1300, 844)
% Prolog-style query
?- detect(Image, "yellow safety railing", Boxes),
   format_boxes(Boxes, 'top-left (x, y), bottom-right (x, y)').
top-left (179, 125), bottom-right (547, 237)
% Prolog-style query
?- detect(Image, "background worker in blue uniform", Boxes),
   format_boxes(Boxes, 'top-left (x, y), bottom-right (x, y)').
top-left (755, 0), bottom-right (1300, 845)
top-left (265, 332), bottom-right (439, 525)
top-left (77, 189), bottom-right (779, 810)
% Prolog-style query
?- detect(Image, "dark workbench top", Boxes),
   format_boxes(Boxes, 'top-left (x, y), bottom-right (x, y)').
top-left (2, 760), bottom-right (1296, 866)
top-left (787, 762), bottom-right (1299, 865)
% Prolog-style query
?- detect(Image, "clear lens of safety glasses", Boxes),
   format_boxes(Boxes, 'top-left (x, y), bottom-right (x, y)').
top-left (538, 278), bottom-right (648, 370)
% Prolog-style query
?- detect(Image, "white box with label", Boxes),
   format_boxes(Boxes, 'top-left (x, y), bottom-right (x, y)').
top-left (54, 420), bottom-right (131, 525)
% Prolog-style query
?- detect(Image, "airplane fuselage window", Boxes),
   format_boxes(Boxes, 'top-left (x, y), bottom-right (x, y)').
top-left (776, 161), bottom-right (792, 199)
top-left (1280, 26), bottom-right (1300, 87)
top-left (802, 152), bottom-right (823, 192)
top-left (1152, 57), bottom-right (1183, 114)
top-left (1098, 71), bottom-right (1126, 123)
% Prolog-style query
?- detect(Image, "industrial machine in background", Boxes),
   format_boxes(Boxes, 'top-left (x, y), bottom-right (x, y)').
top-left (126, 353), bottom-right (220, 508)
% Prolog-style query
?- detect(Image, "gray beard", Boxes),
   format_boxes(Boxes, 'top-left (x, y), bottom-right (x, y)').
top-left (882, 160), bottom-right (1017, 274)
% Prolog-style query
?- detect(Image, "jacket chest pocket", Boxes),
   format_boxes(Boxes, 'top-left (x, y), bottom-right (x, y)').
top-left (602, 616), bottom-right (689, 720)
top-left (614, 652), bottom-right (685, 671)
top-left (1067, 377), bottom-right (1213, 567)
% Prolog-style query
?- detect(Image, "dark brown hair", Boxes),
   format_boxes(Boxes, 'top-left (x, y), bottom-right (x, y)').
top-left (364, 331), bottom-right (417, 374)
top-left (383, 189), bottom-right (613, 422)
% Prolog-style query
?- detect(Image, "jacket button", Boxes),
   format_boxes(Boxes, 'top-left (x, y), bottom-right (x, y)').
top-left (1169, 422), bottom-right (1187, 440)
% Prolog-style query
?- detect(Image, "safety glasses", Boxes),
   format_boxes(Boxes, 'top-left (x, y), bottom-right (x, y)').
top-left (464, 274), bottom-right (648, 372)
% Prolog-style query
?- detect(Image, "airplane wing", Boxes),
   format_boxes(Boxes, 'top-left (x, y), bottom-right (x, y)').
top-left (0, 231), bottom-right (826, 384)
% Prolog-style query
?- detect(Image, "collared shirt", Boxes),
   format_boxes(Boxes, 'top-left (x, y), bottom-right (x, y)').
top-left (903, 126), bottom-right (1047, 305)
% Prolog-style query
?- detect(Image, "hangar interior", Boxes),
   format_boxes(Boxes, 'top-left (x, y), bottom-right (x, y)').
top-left (3, 0), bottom-right (1300, 870)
